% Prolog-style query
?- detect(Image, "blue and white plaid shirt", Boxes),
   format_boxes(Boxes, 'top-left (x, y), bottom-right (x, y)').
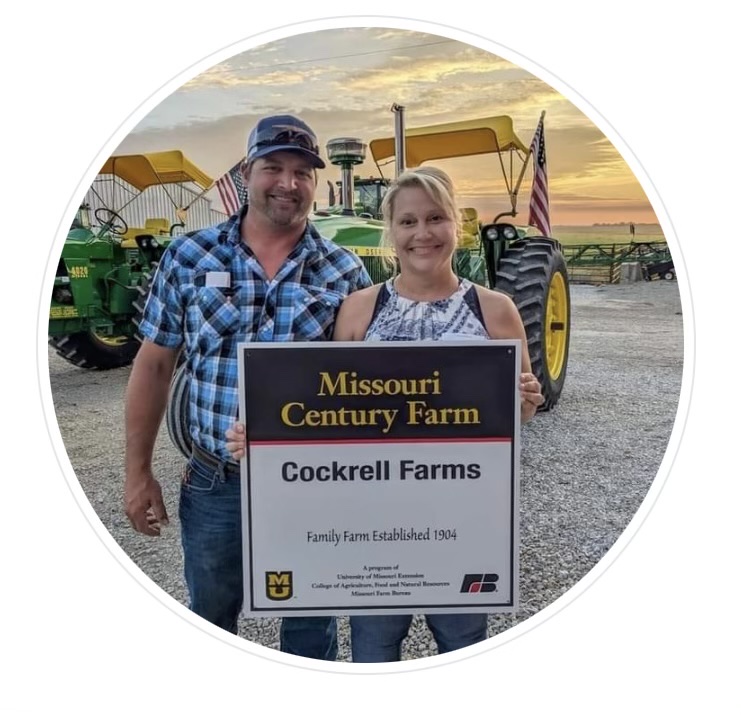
top-left (138, 204), bottom-right (372, 462)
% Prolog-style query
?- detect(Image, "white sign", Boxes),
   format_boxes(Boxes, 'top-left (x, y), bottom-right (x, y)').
top-left (238, 341), bottom-right (520, 616)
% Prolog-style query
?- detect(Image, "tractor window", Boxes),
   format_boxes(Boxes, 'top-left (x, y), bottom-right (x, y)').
top-left (354, 184), bottom-right (378, 217)
top-left (377, 183), bottom-right (388, 212)
top-left (354, 182), bottom-right (388, 218)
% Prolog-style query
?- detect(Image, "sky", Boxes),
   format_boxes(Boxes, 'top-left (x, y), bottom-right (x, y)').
top-left (115, 27), bottom-right (658, 227)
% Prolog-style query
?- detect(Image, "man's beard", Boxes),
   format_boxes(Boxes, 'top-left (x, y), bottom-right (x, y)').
top-left (251, 190), bottom-right (310, 227)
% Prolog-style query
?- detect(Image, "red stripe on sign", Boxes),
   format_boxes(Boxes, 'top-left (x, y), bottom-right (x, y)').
top-left (249, 437), bottom-right (512, 446)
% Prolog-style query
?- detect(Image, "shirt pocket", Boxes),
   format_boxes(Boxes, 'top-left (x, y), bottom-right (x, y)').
top-left (293, 286), bottom-right (344, 340)
top-left (195, 286), bottom-right (241, 341)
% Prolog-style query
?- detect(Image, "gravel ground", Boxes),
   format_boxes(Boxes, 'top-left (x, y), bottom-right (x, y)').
top-left (47, 278), bottom-right (684, 662)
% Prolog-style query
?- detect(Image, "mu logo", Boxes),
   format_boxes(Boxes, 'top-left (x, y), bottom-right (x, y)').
top-left (266, 571), bottom-right (293, 600)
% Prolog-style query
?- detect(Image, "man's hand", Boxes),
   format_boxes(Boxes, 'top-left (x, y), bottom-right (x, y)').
top-left (125, 469), bottom-right (169, 536)
top-left (225, 422), bottom-right (247, 460)
top-left (124, 341), bottom-right (178, 536)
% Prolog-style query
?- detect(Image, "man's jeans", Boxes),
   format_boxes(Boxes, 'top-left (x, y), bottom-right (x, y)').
top-left (349, 613), bottom-right (488, 662)
top-left (179, 456), bottom-right (337, 660)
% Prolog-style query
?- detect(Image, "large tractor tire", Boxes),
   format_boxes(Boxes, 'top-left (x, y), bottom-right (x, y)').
top-left (49, 332), bottom-right (140, 369)
top-left (132, 260), bottom-right (191, 458)
top-left (131, 262), bottom-right (158, 340)
top-left (495, 237), bottom-right (571, 411)
top-left (49, 263), bottom-right (159, 370)
top-left (167, 363), bottom-right (192, 460)
top-left (130, 260), bottom-right (192, 459)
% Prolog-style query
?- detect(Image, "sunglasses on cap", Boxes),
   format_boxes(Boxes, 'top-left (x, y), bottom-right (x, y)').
top-left (251, 125), bottom-right (320, 155)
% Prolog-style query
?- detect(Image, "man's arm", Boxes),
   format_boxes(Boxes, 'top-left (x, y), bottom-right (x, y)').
top-left (124, 340), bottom-right (180, 536)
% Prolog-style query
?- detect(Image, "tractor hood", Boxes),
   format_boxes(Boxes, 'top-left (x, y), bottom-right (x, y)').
top-left (310, 213), bottom-right (384, 248)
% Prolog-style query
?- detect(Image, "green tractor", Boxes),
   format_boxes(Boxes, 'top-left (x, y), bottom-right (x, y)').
top-left (166, 107), bottom-right (571, 459)
top-left (48, 151), bottom-right (214, 368)
top-left (314, 108), bottom-right (571, 411)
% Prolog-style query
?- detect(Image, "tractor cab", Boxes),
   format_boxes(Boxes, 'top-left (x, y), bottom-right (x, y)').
top-left (351, 177), bottom-right (388, 218)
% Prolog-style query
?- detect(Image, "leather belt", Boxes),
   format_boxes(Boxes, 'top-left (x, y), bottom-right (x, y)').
top-left (191, 443), bottom-right (241, 477)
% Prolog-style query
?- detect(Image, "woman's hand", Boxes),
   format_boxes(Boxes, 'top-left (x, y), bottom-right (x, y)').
top-left (225, 422), bottom-right (247, 460)
top-left (520, 372), bottom-right (544, 422)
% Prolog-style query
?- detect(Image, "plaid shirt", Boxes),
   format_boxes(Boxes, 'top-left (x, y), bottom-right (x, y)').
top-left (138, 204), bottom-right (372, 462)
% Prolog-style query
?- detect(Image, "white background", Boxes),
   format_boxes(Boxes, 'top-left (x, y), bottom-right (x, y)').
top-left (4, 2), bottom-right (737, 712)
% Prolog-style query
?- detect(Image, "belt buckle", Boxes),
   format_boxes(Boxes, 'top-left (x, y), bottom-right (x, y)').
top-left (195, 444), bottom-right (239, 478)
top-left (193, 444), bottom-right (218, 469)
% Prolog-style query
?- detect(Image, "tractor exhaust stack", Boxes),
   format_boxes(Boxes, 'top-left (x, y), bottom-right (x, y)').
top-left (392, 103), bottom-right (406, 177)
top-left (326, 137), bottom-right (367, 216)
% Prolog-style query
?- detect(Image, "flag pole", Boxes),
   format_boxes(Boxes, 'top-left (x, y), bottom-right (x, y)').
top-left (513, 111), bottom-right (546, 199)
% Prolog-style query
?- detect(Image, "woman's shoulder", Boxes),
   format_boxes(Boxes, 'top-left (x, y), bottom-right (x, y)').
top-left (470, 284), bottom-right (522, 337)
top-left (471, 284), bottom-right (517, 312)
top-left (333, 282), bottom-right (386, 340)
top-left (342, 282), bottom-right (386, 308)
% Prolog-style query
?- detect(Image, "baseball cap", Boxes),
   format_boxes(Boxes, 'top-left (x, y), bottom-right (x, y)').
top-left (246, 114), bottom-right (325, 169)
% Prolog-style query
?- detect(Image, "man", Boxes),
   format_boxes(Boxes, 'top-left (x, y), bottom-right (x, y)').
top-left (124, 114), bottom-right (372, 659)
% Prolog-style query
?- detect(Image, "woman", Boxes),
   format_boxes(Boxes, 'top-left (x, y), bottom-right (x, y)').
top-left (227, 166), bottom-right (543, 661)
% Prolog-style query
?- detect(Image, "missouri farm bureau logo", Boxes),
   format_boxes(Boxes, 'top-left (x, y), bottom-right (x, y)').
top-left (460, 573), bottom-right (499, 593)
top-left (266, 571), bottom-right (293, 600)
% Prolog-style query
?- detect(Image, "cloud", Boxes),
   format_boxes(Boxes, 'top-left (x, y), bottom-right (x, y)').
top-left (182, 64), bottom-right (326, 90)
top-left (178, 28), bottom-right (459, 94)
top-left (341, 50), bottom-right (514, 92)
top-left (371, 28), bottom-right (424, 41)
top-left (113, 27), bottom-right (655, 224)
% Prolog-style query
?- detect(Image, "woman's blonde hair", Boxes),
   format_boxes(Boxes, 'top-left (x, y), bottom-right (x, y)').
top-left (379, 166), bottom-right (461, 270)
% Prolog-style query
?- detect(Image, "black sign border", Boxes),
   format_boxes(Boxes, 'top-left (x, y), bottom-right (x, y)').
top-left (238, 340), bottom-right (520, 615)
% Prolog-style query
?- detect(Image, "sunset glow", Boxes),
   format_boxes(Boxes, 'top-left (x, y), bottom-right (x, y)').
top-left (116, 28), bottom-right (658, 227)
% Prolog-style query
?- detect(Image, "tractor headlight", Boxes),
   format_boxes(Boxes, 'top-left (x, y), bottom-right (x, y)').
top-left (135, 235), bottom-right (158, 249)
top-left (482, 223), bottom-right (519, 241)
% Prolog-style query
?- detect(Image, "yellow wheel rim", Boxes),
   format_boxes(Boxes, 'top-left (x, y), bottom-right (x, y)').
top-left (545, 271), bottom-right (568, 379)
top-left (92, 332), bottom-right (130, 347)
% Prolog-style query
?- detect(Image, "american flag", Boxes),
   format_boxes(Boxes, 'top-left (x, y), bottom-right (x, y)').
top-left (527, 113), bottom-right (551, 236)
top-left (215, 160), bottom-right (247, 215)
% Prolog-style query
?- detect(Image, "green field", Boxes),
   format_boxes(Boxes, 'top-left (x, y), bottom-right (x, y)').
top-left (549, 224), bottom-right (666, 246)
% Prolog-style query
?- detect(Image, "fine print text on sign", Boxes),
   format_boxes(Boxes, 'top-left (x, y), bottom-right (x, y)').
top-left (238, 341), bottom-right (520, 617)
